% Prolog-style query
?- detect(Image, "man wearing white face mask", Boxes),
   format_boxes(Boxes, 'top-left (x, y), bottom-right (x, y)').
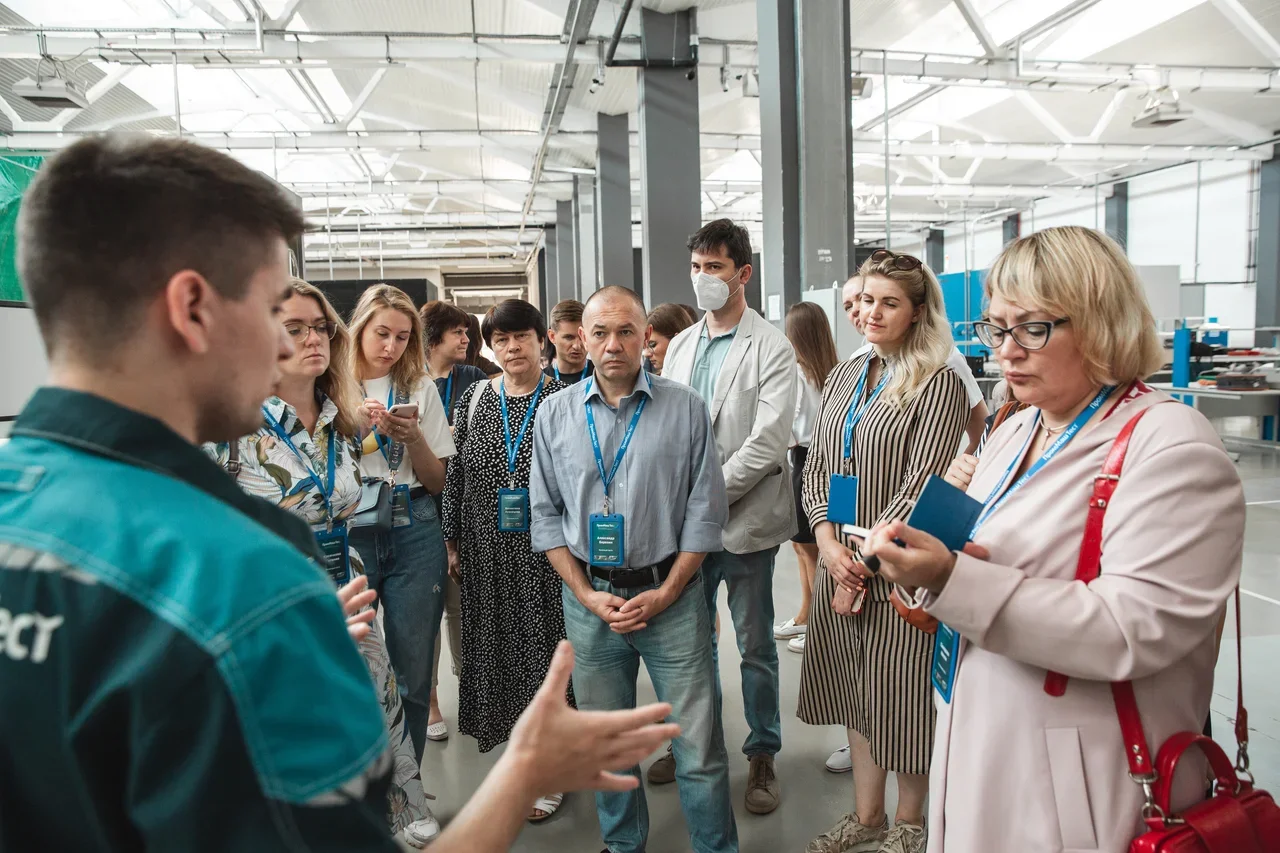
top-left (656, 219), bottom-right (797, 815)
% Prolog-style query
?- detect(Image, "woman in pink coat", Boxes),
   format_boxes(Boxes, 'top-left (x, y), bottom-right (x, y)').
top-left (862, 225), bottom-right (1245, 853)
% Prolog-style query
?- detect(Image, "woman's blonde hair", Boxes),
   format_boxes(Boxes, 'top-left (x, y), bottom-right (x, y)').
top-left (286, 278), bottom-right (364, 439)
top-left (347, 283), bottom-right (427, 395)
top-left (856, 252), bottom-right (954, 406)
top-left (985, 226), bottom-right (1164, 386)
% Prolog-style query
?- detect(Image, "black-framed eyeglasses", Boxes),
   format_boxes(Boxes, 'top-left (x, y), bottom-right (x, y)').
top-left (870, 249), bottom-right (923, 271)
top-left (284, 321), bottom-right (338, 341)
top-left (973, 318), bottom-right (1069, 351)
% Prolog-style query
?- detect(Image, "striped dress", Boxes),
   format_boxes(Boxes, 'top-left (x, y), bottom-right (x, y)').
top-left (798, 350), bottom-right (968, 774)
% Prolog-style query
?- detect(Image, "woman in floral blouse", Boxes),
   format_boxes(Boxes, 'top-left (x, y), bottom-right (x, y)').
top-left (207, 278), bottom-right (439, 848)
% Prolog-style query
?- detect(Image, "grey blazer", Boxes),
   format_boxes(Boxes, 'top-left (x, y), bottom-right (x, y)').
top-left (663, 307), bottom-right (798, 554)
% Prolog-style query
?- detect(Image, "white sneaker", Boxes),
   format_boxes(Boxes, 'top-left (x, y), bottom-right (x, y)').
top-left (774, 618), bottom-right (808, 639)
top-left (788, 634), bottom-right (806, 654)
top-left (402, 807), bottom-right (441, 848)
top-left (825, 745), bottom-right (852, 773)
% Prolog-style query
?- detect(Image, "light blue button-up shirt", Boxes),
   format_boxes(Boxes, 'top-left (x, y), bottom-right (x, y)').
top-left (529, 369), bottom-right (728, 568)
top-left (689, 323), bottom-right (738, 406)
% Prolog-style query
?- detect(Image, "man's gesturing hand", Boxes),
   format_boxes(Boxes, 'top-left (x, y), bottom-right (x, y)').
top-left (504, 641), bottom-right (681, 796)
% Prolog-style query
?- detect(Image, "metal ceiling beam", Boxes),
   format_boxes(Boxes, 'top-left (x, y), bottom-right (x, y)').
top-left (1208, 0), bottom-right (1280, 66)
top-left (522, 0), bottom-right (600, 218)
top-left (338, 68), bottom-right (388, 130)
top-left (1012, 0), bottom-right (1105, 46)
top-left (952, 0), bottom-right (1000, 57)
top-left (271, 0), bottom-right (306, 29)
top-left (10, 30), bottom-right (1280, 93)
top-left (5, 130), bottom-right (1266, 162)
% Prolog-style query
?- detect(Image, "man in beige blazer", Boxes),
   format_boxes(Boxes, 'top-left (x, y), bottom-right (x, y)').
top-left (648, 219), bottom-right (798, 816)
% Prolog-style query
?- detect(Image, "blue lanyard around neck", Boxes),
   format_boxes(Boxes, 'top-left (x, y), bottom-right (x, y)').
top-left (442, 369), bottom-right (454, 413)
top-left (842, 357), bottom-right (891, 458)
top-left (262, 406), bottom-right (337, 524)
top-left (584, 378), bottom-right (648, 500)
top-left (971, 385), bottom-right (1114, 535)
top-left (500, 375), bottom-right (545, 478)
top-left (554, 364), bottom-right (562, 382)
top-left (374, 385), bottom-right (397, 464)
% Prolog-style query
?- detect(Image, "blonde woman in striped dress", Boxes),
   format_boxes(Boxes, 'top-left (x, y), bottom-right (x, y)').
top-left (800, 250), bottom-right (969, 853)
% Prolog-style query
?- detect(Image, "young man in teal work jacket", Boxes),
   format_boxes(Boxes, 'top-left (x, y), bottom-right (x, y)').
top-left (0, 135), bottom-right (675, 853)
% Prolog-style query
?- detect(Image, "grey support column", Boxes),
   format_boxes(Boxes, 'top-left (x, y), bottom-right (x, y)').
top-left (756, 0), bottom-right (801, 326)
top-left (1106, 181), bottom-right (1129, 252)
top-left (925, 228), bottom-right (945, 272)
top-left (556, 200), bottom-right (578, 305)
top-left (637, 8), bottom-right (702, 310)
top-left (574, 175), bottom-right (598, 299)
top-left (544, 225), bottom-right (560, 306)
top-left (1257, 157), bottom-right (1280, 346)
top-left (1002, 213), bottom-right (1021, 246)
top-left (596, 112), bottom-right (634, 290)
top-left (795, 0), bottom-right (855, 296)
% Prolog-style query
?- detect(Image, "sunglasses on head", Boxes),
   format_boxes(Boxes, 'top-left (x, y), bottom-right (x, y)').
top-left (870, 249), bottom-right (923, 271)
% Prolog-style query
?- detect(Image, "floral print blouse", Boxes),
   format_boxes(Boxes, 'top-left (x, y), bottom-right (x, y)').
top-left (206, 394), bottom-right (364, 529)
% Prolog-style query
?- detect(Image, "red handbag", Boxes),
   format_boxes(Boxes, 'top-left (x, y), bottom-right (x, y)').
top-left (1043, 405), bottom-right (1280, 853)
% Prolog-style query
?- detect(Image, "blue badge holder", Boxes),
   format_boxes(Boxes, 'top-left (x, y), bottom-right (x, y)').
top-left (391, 484), bottom-right (413, 528)
top-left (315, 525), bottom-right (351, 586)
top-left (588, 513), bottom-right (625, 567)
top-left (827, 474), bottom-right (859, 527)
top-left (497, 488), bottom-right (530, 532)
top-left (931, 622), bottom-right (962, 703)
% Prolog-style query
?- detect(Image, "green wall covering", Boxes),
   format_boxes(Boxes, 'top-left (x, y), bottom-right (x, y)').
top-left (0, 156), bottom-right (43, 303)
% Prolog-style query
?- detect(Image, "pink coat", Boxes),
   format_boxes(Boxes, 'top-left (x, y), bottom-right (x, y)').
top-left (914, 386), bottom-right (1244, 853)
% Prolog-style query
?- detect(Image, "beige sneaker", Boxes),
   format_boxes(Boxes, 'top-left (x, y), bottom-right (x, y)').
top-left (805, 814), bottom-right (889, 853)
top-left (878, 821), bottom-right (926, 853)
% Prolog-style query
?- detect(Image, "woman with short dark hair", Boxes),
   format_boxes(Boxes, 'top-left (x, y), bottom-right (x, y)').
top-left (441, 299), bottom-right (573, 822)
top-left (465, 313), bottom-right (502, 377)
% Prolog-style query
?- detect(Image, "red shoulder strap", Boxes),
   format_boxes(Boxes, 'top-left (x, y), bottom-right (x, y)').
top-left (1044, 401), bottom-right (1251, 787)
top-left (1043, 405), bottom-right (1153, 696)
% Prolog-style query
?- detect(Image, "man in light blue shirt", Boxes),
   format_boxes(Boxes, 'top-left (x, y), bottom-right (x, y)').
top-left (690, 324), bottom-right (738, 405)
top-left (530, 286), bottom-right (738, 853)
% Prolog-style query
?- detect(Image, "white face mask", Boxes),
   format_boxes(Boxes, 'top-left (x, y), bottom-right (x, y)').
top-left (691, 268), bottom-right (743, 312)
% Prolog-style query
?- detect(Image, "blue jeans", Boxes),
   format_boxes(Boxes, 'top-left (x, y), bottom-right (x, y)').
top-left (350, 493), bottom-right (447, 764)
top-left (563, 572), bottom-right (738, 853)
top-left (702, 546), bottom-right (782, 758)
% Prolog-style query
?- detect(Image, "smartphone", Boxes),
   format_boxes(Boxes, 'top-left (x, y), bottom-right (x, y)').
top-left (387, 403), bottom-right (419, 419)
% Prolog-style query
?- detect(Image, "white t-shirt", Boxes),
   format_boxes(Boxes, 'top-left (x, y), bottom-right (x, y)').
top-left (792, 366), bottom-right (822, 447)
top-left (359, 374), bottom-right (457, 489)
top-left (851, 343), bottom-right (984, 408)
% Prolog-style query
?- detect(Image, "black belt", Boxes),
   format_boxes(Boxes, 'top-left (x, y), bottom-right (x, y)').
top-left (589, 554), bottom-right (678, 589)
top-left (408, 486), bottom-right (429, 501)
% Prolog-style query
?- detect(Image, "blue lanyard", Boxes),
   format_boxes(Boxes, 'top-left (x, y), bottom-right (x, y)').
top-left (262, 407), bottom-right (337, 525)
top-left (500, 375), bottom-right (545, 479)
top-left (971, 386), bottom-right (1114, 535)
top-left (442, 369), bottom-right (454, 413)
top-left (584, 378), bottom-right (648, 507)
top-left (842, 358), bottom-right (891, 458)
top-left (554, 364), bottom-right (561, 382)
top-left (374, 385), bottom-right (396, 463)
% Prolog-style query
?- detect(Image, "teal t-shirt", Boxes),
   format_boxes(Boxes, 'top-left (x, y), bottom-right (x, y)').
top-left (690, 324), bottom-right (738, 405)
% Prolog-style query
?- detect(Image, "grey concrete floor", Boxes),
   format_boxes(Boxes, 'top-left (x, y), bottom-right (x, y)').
top-left (423, 442), bottom-right (1280, 853)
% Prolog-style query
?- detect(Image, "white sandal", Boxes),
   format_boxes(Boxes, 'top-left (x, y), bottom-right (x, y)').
top-left (426, 719), bottom-right (449, 741)
top-left (528, 792), bottom-right (563, 823)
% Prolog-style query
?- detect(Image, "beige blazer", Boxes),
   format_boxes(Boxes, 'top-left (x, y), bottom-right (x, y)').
top-left (663, 307), bottom-right (798, 554)
top-left (911, 386), bottom-right (1244, 853)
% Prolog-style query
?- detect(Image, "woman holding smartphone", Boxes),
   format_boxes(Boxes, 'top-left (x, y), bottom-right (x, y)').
top-left (208, 278), bottom-right (440, 847)
top-left (348, 284), bottom-right (457, 779)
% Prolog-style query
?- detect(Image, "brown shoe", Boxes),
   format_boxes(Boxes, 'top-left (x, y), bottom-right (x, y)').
top-left (646, 743), bottom-right (676, 785)
top-left (744, 754), bottom-right (780, 814)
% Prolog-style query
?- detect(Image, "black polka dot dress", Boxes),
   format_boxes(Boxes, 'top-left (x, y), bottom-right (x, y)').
top-left (441, 377), bottom-right (573, 753)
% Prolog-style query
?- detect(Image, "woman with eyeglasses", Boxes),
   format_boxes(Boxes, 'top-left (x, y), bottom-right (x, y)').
top-left (349, 284), bottom-right (457, 803)
top-left (440, 300), bottom-right (571, 822)
top-left (799, 249), bottom-right (969, 853)
top-left (206, 278), bottom-right (441, 847)
top-left (857, 227), bottom-right (1244, 853)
